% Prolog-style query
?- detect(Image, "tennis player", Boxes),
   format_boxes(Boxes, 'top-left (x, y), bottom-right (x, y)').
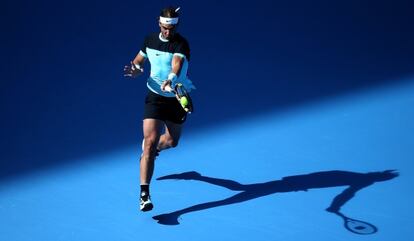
top-left (124, 6), bottom-right (195, 212)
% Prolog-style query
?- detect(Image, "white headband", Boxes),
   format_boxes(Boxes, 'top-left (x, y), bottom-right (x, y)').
top-left (160, 16), bottom-right (179, 25)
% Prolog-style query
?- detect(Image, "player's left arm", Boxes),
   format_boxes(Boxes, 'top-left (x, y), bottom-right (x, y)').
top-left (161, 55), bottom-right (184, 91)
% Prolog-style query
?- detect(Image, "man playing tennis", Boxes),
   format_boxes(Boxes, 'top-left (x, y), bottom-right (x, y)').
top-left (124, 6), bottom-right (195, 212)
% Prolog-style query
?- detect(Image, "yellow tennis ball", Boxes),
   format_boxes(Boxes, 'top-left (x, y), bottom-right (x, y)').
top-left (180, 96), bottom-right (188, 106)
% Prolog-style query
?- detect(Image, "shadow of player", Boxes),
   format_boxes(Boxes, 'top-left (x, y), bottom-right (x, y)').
top-left (153, 170), bottom-right (398, 234)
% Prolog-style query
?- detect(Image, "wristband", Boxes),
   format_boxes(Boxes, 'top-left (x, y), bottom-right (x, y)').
top-left (167, 72), bottom-right (177, 82)
top-left (134, 63), bottom-right (143, 71)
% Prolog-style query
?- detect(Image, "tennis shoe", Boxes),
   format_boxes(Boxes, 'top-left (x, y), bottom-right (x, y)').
top-left (140, 192), bottom-right (153, 212)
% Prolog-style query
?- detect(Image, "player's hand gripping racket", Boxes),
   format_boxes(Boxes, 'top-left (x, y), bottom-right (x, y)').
top-left (165, 83), bottom-right (193, 113)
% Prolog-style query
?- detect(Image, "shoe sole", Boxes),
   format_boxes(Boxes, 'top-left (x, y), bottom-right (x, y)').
top-left (140, 203), bottom-right (154, 212)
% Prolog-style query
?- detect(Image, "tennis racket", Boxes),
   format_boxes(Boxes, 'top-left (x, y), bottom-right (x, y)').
top-left (165, 83), bottom-right (193, 113)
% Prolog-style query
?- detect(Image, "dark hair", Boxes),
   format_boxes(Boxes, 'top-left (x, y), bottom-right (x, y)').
top-left (160, 6), bottom-right (179, 18)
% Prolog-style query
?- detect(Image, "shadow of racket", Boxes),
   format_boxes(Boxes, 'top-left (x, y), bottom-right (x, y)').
top-left (333, 211), bottom-right (378, 235)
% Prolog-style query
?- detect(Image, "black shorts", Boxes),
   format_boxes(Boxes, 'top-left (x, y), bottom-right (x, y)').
top-left (143, 91), bottom-right (187, 124)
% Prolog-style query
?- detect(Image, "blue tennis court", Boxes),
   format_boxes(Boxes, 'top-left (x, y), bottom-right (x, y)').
top-left (1, 79), bottom-right (413, 240)
top-left (1, 1), bottom-right (413, 240)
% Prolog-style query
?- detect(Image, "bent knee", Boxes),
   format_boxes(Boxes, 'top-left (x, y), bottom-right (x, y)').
top-left (143, 137), bottom-right (158, 153)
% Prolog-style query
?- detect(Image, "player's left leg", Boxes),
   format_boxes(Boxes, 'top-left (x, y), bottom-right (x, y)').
top-left (140, 118), bottom-right (163, 212)
top-left (157, 120), bottom-right (182, 152)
